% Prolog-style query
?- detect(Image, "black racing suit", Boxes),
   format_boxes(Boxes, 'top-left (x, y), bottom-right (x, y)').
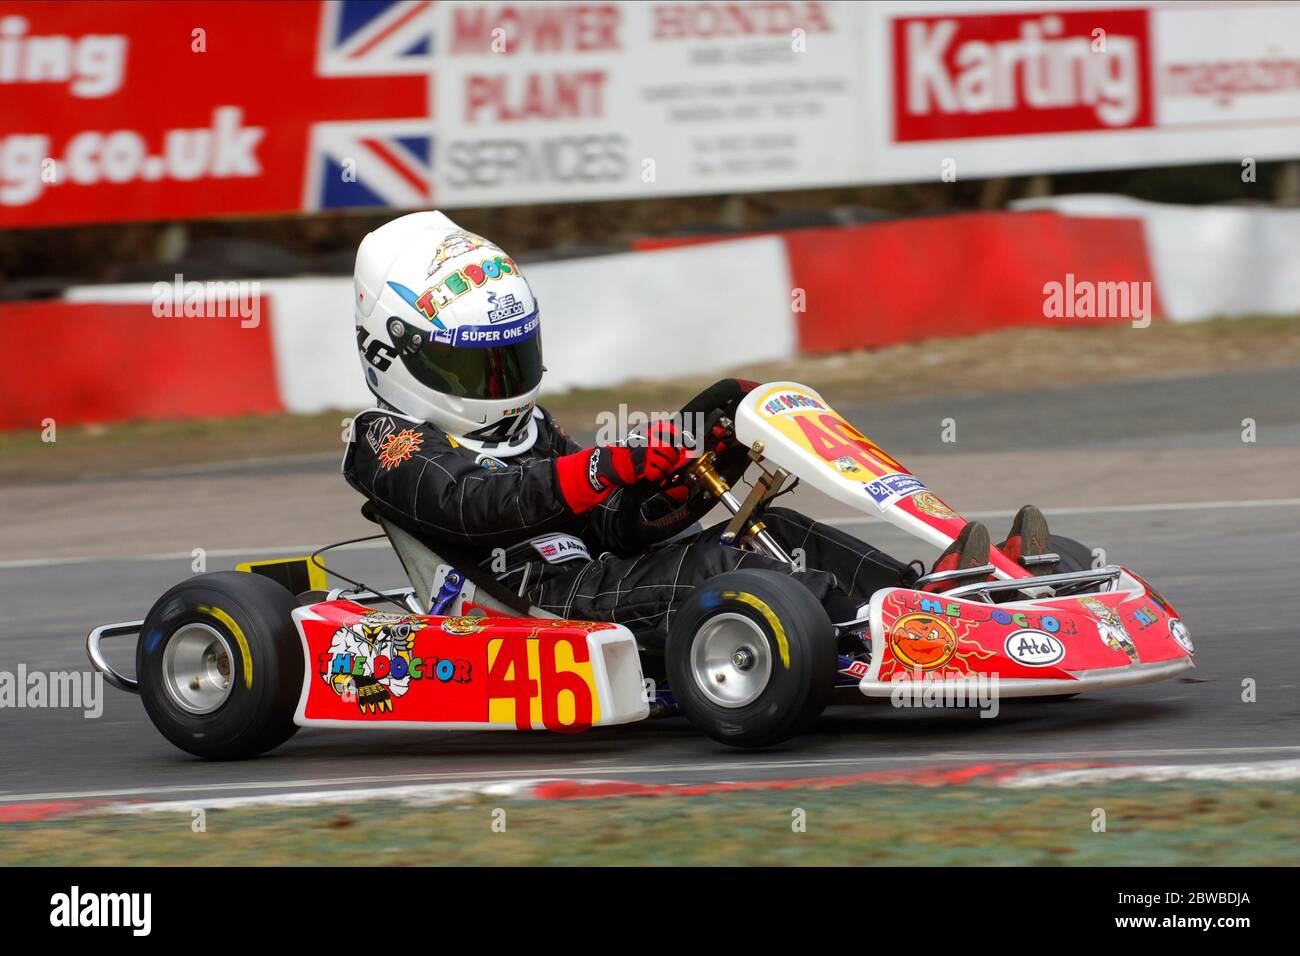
top-left (342, 383), bottom-right (911, 649)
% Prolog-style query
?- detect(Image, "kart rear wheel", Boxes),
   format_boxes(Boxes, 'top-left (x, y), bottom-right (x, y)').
top-left (137, 571), bottom-right (302, 760)
top-left (667, 569), bottom-right (836, 748)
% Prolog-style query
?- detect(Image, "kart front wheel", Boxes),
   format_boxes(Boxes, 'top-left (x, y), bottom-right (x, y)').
top-left (1050, 534), bottom-right (1097, 573)
top-left (137, 571), bottom-right (302, 760)
top-left (667, 569), bottom-right (836, 748)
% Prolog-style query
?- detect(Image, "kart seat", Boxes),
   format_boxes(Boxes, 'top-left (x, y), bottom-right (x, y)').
top-left (358, 500), bottom-right (556, 619)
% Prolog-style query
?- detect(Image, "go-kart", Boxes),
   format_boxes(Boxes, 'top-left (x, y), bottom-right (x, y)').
top-left (87, 381), bottom-right (1195, 758)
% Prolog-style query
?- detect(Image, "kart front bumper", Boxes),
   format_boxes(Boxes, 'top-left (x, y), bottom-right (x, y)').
top-left (858, 655), bottom-right (1195, 698)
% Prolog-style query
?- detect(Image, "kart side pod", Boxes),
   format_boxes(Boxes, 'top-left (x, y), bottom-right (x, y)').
top-left (87, 569), bottom-right (649, 760)
top-left (292, 598), bottom-right (649, 731)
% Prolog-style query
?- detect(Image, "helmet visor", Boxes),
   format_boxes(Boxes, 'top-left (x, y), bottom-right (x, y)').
top-left (396, 309), bottom-right (542, 401)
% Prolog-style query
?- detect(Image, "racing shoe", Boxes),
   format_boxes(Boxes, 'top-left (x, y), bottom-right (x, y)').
top-left (996, 505), bottom-right (1058, 573)
top-left (920, 521), bottom-right (991, 592)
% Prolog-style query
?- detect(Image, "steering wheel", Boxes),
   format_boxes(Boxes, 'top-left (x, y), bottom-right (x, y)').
top-left (659, 410), bottom-right (742, 500)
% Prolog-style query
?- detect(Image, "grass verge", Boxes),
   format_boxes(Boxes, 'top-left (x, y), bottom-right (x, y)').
top-left (4, 780), bottom-right (1297, 866)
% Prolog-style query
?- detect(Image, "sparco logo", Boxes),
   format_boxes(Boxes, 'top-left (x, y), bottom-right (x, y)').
top-left (893, 9), bottom-right (1152, 141)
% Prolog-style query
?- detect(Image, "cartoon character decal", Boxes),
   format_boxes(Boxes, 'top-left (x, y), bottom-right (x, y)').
top-left (889, 613), bottom-right (959, 671)
top-left (1169, 618), bottom-right (1194, 654)
top-left (427, 230), bottom-right (492, 277)
top-left (1079, 596), bottom-right (1139, 663)
top-left (321, 611), bottom-right (429, 714)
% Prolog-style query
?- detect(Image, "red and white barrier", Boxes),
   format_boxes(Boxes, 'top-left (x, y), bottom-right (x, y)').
top-left (0, 298), bottom-right (283, 430)
top-left (1013, 195), bottom-right (1300, 323)
top-left (2, 201), bottom-right (1294, 430)
top-left (3, 236), bottom-right (794, 429)
top-left (637, 210), bottom-right (1162, 353)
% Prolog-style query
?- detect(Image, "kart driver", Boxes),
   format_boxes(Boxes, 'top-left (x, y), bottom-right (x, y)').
top-left (343, 212), bottom-right (1055, 647)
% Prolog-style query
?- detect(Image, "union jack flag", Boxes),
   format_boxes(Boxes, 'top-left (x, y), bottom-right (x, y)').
top-left (305, 0), bottom-right (435, 210)
top-left (316, 0), bottom-right (436, 75)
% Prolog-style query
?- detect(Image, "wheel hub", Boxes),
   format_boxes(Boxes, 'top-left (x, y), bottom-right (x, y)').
top-left (691, 613), bottom-right (773, 708)
top-left (162, 622), bottom-right (236, 715)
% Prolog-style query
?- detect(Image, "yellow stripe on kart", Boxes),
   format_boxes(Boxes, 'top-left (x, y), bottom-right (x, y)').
top-left (722, 590), bottom-right (790, 669)
top-left (198, 604), bottom-right (254, 689)
top-left (235, 556), bottom-right (328, 592)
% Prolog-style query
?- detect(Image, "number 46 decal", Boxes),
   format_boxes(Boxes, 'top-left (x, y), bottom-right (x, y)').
top-left (487, 635), bottom-right (599, 731)
top-left (793, 412), bottom-right (906, 477)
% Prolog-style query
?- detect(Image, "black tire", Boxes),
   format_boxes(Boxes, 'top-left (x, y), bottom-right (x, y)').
top-left (1050, 534), bottom-right (1096, 573)
top-left (137, 571), bottom-right (302, 759)
top-left (667, 569), bottom-right (836, 748)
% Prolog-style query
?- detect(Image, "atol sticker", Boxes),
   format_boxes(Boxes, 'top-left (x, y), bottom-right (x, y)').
top-left (864, 472), bottom-right (927, 508)
top-left (530, 533), bottom-right (591, 565)
top-left (1003, 629), bottom-right (1066, 667)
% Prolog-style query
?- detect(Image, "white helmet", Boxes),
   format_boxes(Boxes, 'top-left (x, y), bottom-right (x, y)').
top-left (353, 211), bottom-right (543, 455)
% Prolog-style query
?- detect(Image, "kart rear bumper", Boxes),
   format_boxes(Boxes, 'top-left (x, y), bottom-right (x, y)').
top-left (858, 655), bottom-right (1195, 698)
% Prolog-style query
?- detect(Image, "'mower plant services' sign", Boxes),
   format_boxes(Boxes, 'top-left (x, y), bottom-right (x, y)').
top-left (433, 0), bottom-right (864, 206)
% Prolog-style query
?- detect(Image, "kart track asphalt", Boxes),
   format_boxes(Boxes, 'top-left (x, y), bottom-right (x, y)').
top-left (1, 367), bottom-right (1298, 808)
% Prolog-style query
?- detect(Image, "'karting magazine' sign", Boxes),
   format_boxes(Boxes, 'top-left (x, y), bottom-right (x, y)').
top-left (868, 0), bottom-right (1300, 181)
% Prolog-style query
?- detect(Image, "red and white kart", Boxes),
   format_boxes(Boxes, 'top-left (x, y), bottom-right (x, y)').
top-left (87, 381), bottom-right (1194, 758)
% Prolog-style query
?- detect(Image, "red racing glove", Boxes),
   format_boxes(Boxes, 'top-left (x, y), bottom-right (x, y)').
top-left (555, 420), bottom-right (690, 514)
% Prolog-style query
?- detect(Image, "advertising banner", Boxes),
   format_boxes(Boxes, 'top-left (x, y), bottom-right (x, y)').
top-left (868, 0), bottom-right (1300, 181)
top-left (433, 0), bottom-right (864, 205)
top-left (0, 0), bottom-right (433, 227)
top-left (2, 1), bottom-right (1298, 228)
